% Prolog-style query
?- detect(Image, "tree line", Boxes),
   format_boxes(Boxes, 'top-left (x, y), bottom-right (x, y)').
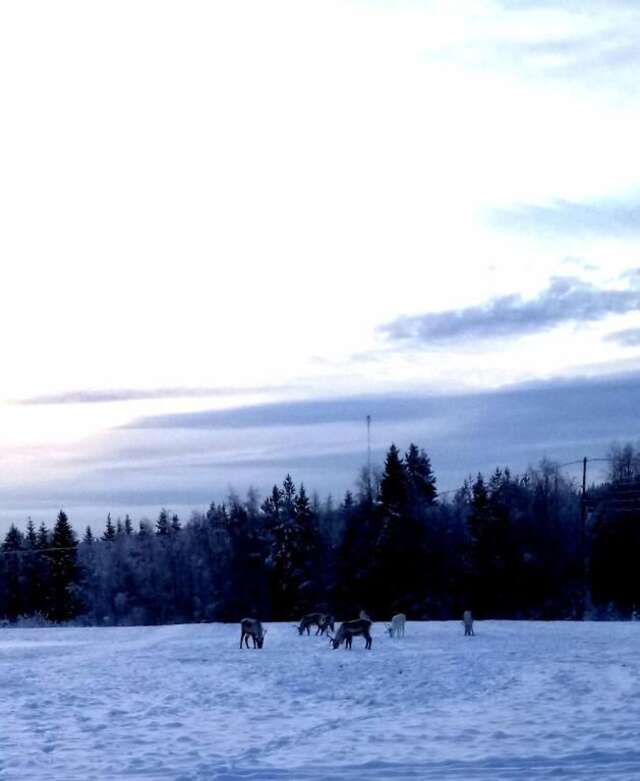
top-left (1, 442), bottom-right (639, 625)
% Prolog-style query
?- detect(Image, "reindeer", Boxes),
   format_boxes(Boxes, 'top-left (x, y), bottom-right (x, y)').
top-left (297, 612), bottom-right (335, 636)
top-left (240, 618), bottom-right (267, 648)
top-left (463, 610), bottom-right (474, 636)
top-left (319, 614), bottom-right (335, 635)
top-left (329, 618), bottom-right (372, 649)
top-left (385, 613), bottom-right (406, 638)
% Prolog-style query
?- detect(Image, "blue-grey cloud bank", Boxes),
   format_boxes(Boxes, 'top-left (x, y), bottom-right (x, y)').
top-left (1, 372), bottom-right (638, 530)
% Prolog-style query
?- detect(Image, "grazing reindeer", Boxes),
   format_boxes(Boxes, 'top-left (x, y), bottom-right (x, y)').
top-left (297, 612), bottom-right (334, 636)
top-left (329, 618), bottom-right (372, 649)
top-left (463, 610), bottom-right (474, 636)
top-left (240, 618), bottom-right (267, 649)
top-left (319, 614), bottom-right (335, 635)
top-left (385, 613), bottom-right (406, 638)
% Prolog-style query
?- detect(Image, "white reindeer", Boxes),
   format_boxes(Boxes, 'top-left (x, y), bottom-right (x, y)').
top-left (385, 613), bottom-right (406, 638)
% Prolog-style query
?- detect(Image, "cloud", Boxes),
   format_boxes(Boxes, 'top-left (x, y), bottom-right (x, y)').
top-left (444, 5), bottom-right (640, 100)
top-left (487, 197), bottom-right (640, 238)
top-left (606, 328), bottom-right (640, 347)
top-left (621, 268), bottom-right (640, 289)
top-left (523, 38), bottom-right (640, 92)
top-left (3, 370), bottom-right (639, 530)
top-left (125, 395), bottom-right (449, 431)
top-left (379, 277), bottom-right (640, 345)
top-left (499, 1), bottom-right (638, 10)
top-left (13, 385), bottom-right (285, 406)
top-left (560, 256), bottom-right (600, 273)
top-left (123, 374), bottom-right (640, 459)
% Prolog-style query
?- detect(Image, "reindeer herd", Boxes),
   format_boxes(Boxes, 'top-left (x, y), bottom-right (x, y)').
top-left (239, 610), bottom-right (474, 650)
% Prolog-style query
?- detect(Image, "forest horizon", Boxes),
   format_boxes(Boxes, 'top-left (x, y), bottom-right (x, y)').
top-left (2, 439), bottom-right (639, 627)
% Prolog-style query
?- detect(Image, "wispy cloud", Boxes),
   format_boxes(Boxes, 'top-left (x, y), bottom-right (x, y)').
top-left (379, 277), bottom-right (640, 345)
top-left (499, 1), bottom-right (639, 11)
top-left (13, 385), bottom-right (285, 406)
top-left (487, 197), bottom-right (640, 238)
top-left (430, 1), bottom-right (640, 97)
top-left (606, 328), bottom-right (640, 347)
top-left (560, 256), bottom-right (600, 273)
top-left (622, 268), bottom-right (640, 289)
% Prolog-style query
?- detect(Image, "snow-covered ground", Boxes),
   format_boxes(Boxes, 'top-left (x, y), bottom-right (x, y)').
top-left (1, 621), bottom-right (640, 780)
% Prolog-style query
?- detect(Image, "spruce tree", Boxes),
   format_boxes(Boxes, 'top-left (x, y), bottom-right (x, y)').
top-left (22, 518), bottom-right (40, 616)
top-left (2, 524), bottom-right (24, 552)
top-left (467, 474), bottom-right (493, 615)
top-left (379, 444), bottom-right (407, 514)
top-left (374, 445), bottom-right (431, 615)
top-left (282, 474), bottom-right (296, 516)
top-left (102, 514), bottom-right (116, 541)
top-left (37, 522), bottom-right (50, 549)
top-left (295, 484), bottom-right (319, 564)
top-left (405, 444), bottom-right (437, 506)
top-left (156, 508), bottom-right (170, 536)
top-left (265, 476), bottom-right (324, 618)
top-left (261, 485), bottom-right (283, 526)
top-left (49, 511), bottom-right (80, 622)
top-left (226, 496), bottom-right (269, 618)
top-left (33, 522), bottom-right (51, 617)
top-left (25, 518), bottom-right (38, 549)
top-left (293, 483), bottom-right (322, 611)
top-left (1, 525), bottom-right (25, 619)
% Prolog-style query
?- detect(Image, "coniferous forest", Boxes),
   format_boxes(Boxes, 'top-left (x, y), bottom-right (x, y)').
top-left (1, 442), bottom-right (639, 626)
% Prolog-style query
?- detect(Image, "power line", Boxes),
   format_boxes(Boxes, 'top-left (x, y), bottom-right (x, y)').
top-left (0, 545), bottom-right (79, 558)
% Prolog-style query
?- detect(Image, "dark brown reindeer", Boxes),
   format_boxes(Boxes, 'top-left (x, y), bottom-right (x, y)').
top-left (297, 612), bottom-right (335, 636)
top-left (329, 618), bottom-right (372, 649)
top-left (240, 618), bottom-right (267, 649)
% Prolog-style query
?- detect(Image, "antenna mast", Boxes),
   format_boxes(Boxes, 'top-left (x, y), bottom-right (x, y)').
top-left (366, 414), bottom-right (371, 475)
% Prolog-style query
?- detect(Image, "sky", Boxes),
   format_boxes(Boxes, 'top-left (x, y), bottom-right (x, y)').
top-left (1, 0), bottom-right (639, 532)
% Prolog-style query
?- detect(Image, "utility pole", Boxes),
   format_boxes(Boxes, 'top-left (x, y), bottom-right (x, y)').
top-left (365, 415), bottom-right (372, 503)
top-left (557, 455), bottom-right (611, 620)
top-left (580, 456), bottom-right (590, 619)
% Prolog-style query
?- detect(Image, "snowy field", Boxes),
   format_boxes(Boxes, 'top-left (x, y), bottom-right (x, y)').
top-left (1, 621), bottom-right (640, 780)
